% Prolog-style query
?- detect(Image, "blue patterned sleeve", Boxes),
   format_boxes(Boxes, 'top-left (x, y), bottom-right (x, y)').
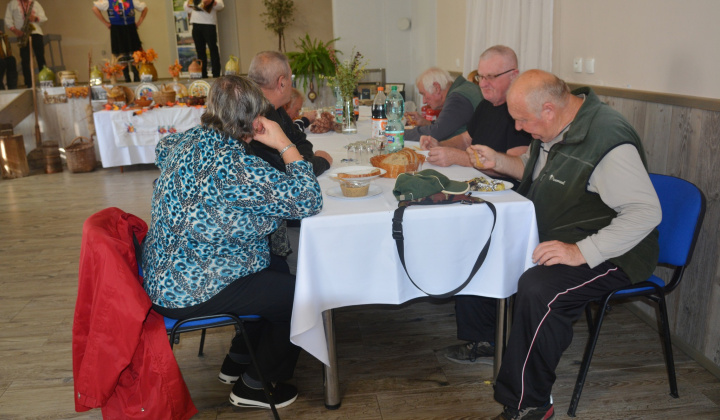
top-left (219, 151), bottom-right (323, 220)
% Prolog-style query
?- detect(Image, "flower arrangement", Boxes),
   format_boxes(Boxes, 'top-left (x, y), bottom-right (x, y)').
top-left (133, 48), bottom-right (158, 64)
top-left (101, 57), bottom-right (125, 80)
top-left (169, 59), bottom-right (182, 78)
top-left (322, 48), bottom-right (368, 100)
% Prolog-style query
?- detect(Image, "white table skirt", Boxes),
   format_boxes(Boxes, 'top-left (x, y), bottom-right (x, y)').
top-left (93, 107), bottom-right (204, 168)
top-left (290, 120), bottom-right (539, 365)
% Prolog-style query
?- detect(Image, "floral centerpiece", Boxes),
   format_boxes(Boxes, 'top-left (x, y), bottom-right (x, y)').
top-left (322, 48), bottom-right (368, 134)
top-left (101, 57), bottom-right (126, 84)
top-left (132, 48), bottom-right (158, 64)
top-left (133, 48), bottom-right (159, 82)
top-left (323, 48), bottom-right (368, 101)
top-left (169, 59), bottom-right (182, 79)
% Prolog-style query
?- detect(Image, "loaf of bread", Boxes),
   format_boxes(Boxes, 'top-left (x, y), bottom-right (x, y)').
top-left (370, 149), bottom-right (425, 178)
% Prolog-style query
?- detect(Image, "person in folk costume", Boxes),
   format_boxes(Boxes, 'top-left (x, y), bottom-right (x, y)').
top-left (4, 0), bottom-right (47, 87)
top-left (92, 0), bottom-right (148, 82)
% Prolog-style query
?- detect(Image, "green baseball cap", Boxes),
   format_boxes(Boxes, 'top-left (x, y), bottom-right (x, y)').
top-left (393, 169), bottom-right (470, 201)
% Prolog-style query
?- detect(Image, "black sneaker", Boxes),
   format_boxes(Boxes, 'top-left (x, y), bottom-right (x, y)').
top-left (443, 341), bottom-right (495, 364)
top-left (493, 403), bottom-right (555, 420)
top-left (229, 378), bottom-right (298, 409)
top-left (218, 355), bottom-right (246, 384)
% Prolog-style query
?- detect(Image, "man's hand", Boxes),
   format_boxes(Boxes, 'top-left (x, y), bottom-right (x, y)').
top-left (532, 241), bottom-right (586, 266)
top-left (314, 150), bottom-right (333, 165)
top-left (466, 145), bottom-right (497, 170)
top-left (406, 111), bottom-right (429, 127)
top-left (11, 28), bottom-right (23, 37)
top-left (419, 135), bottom-right (439, 150)
top-left (426, 147), bottom-right (470, 167)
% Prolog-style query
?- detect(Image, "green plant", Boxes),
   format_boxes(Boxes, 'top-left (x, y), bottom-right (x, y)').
top-left (260, 0), bottom-right (296, 52)
top-left (322, 48), bottom-right (369, 100)
top-left (286, 35), bottom-right (340, 91)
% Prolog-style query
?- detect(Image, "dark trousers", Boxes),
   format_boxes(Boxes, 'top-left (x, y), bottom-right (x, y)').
top-left (153, 260), bottom-right (299, 383)
top-left (19, 34), bottom-right (45, 87)
top-left (0, 56), bottom-right (18, 90)
top-left (454, 295), bottom-right (497, 343)
top-left (494, 262), bottom-right (631, 410)
top-left (191, 23), bottom-right (220, 78)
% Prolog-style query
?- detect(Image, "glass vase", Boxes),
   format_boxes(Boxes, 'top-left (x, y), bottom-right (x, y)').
top-left (342, 97), bottom-right (357, 134)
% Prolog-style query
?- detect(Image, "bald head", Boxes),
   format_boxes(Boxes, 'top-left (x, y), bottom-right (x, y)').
top-left (507, 69), bottom-right (571, 116)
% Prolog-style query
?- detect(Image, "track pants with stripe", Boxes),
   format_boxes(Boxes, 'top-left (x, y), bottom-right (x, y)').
top-left (494, 261), bottom-right (631, 409)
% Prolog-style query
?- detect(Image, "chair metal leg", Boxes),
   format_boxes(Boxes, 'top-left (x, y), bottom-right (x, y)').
top-left (657, 294), bottom-right (679, 398)
top-left (238, 320), bottom-right (280, 420)
top-left (568, 298), bottom-right (610, 417)
top-left (198, 329), bottom-right (207, 357)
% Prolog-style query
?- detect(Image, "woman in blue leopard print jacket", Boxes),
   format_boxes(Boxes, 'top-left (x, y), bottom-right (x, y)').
top-left (141, 75), bottom-right (322, 408)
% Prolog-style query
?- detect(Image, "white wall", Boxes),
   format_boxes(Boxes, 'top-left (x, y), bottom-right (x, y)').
top-left (332, 0), bottom-right (436, 103)
top-left (553, 0), bottom-right (720, 98)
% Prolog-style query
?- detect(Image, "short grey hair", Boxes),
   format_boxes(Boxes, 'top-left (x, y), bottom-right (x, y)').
top-left (201, 76), bottom-right (272, 141)
top-left (248, 51), bottom-right (291, 89)
top-left (416, 67), bottom-right (454, 92)
top-left (479, 45), bottom-right (518, 69)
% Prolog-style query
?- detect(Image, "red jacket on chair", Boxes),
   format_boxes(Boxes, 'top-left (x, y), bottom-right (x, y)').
top-left (72, 207), bottom-right (197, 419)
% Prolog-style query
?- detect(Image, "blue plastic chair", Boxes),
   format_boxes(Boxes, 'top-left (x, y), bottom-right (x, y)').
top-left (133, 235), bottom-right (280, 419)
top-left (568, 174), bottom-right (706, 417)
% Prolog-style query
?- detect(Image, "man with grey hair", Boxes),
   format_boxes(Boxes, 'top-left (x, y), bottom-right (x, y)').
top-left (470, 69), bottom-right (661, 419)
top-left (404, 66), bottom-right (483, 141)
top-left (421, 46), bottom-right (531, 367)
top-left (247, 50), bottom-right (332, 175)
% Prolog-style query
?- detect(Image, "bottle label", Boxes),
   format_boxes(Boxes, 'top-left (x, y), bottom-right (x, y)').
top-left (371, 118), bottom-right (387, 139)
top-left (385, 131), bottom-right (404, 152)
top-left (335, 107), bottom-right (343, 123)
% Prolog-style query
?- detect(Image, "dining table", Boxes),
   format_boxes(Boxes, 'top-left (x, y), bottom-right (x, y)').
top-left (93, 106), bottom-right (205, 168)
top-left (291, 115), bottom-right (539, 408)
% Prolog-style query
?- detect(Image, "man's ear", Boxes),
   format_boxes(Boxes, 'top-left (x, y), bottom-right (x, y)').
top-left (541, 102), bottom-right (555, 121)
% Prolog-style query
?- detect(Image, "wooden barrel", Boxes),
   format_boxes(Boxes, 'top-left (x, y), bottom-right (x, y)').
top-left (42, 141), bottom-right (63, 174)
top-left (0, 134), bottom-right (30, 178)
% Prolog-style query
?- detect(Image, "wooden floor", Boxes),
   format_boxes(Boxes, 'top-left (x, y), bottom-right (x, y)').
top-left (2, 166), bottom-right (720, 419)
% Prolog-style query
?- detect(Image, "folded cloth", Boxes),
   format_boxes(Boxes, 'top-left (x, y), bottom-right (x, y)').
top-left (393, 169), bottom-right (469, 201)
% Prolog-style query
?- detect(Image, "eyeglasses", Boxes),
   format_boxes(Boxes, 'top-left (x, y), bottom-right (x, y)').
top-left (474, 68), bottom-right (516, 82)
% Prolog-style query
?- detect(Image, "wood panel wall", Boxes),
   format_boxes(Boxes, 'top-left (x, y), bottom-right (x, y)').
top-left (578, 85), bottom-right (720, 374)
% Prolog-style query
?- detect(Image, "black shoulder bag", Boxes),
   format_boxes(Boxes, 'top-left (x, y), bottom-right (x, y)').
top-left (392, 193), bottom-right (497, 298)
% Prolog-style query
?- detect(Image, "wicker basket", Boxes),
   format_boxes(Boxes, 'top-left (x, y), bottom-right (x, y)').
top-left (153, 90), bottom-right (176, 105)
top-left (65, 136), bottom-right (96, 173)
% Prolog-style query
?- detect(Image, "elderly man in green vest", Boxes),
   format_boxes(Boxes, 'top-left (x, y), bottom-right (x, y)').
top-left (404, 67), bottom-right (483, 142)
top-left (469, 69), bottom-right (662, 420)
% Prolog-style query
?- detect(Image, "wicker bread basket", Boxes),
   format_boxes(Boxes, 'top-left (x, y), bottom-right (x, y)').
top-left (153, 90), bottom-right (176, 105)
top-left (65, 136), bottom-right (96, 173)
top-left (370, 149), bottom-right (425, 178)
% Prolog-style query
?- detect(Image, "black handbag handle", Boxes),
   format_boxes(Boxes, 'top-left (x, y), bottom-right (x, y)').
top-left (392, 195), bottom-right (497, 298)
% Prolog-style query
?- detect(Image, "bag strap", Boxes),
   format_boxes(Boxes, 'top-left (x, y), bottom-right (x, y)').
top-left (392, 195), bottom-right (497, 298)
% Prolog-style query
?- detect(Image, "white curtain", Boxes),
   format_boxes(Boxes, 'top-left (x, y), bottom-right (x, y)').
top-left (463, 0), bottom-right (553, 76)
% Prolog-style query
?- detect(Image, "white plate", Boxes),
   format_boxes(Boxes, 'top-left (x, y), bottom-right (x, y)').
top-left (326, 185), bottom-right (383, 199)
top-left (327, 165), bottom-right (386, 181)
top-left (134, 83), bottom-right (159, 101)
top-left (188, 80), bottom-right (211, 97)
top-left (468, 180), bottom-right (514, 193)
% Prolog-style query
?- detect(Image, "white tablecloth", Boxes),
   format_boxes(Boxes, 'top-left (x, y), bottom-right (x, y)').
top-left (290, 120), bottom-right (539, 365)
top-left (94, 107), bottom-right (204, 168)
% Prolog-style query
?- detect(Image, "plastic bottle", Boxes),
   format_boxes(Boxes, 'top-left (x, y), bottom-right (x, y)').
top-left (385, 85), bottom-right (405, 152)
top-left (334, 86), bottom-right (343, 124)
top-left (371, 87), bottom-right (387, 139)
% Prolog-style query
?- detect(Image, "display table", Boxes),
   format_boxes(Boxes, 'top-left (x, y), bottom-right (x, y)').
top-left (292, 120), bottom-right (539, 408)
top-left (93, 107), bottom-right (204, 168)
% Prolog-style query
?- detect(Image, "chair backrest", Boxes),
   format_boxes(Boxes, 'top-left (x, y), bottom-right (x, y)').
top-left (650, 174), bottom-right (705, 268)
